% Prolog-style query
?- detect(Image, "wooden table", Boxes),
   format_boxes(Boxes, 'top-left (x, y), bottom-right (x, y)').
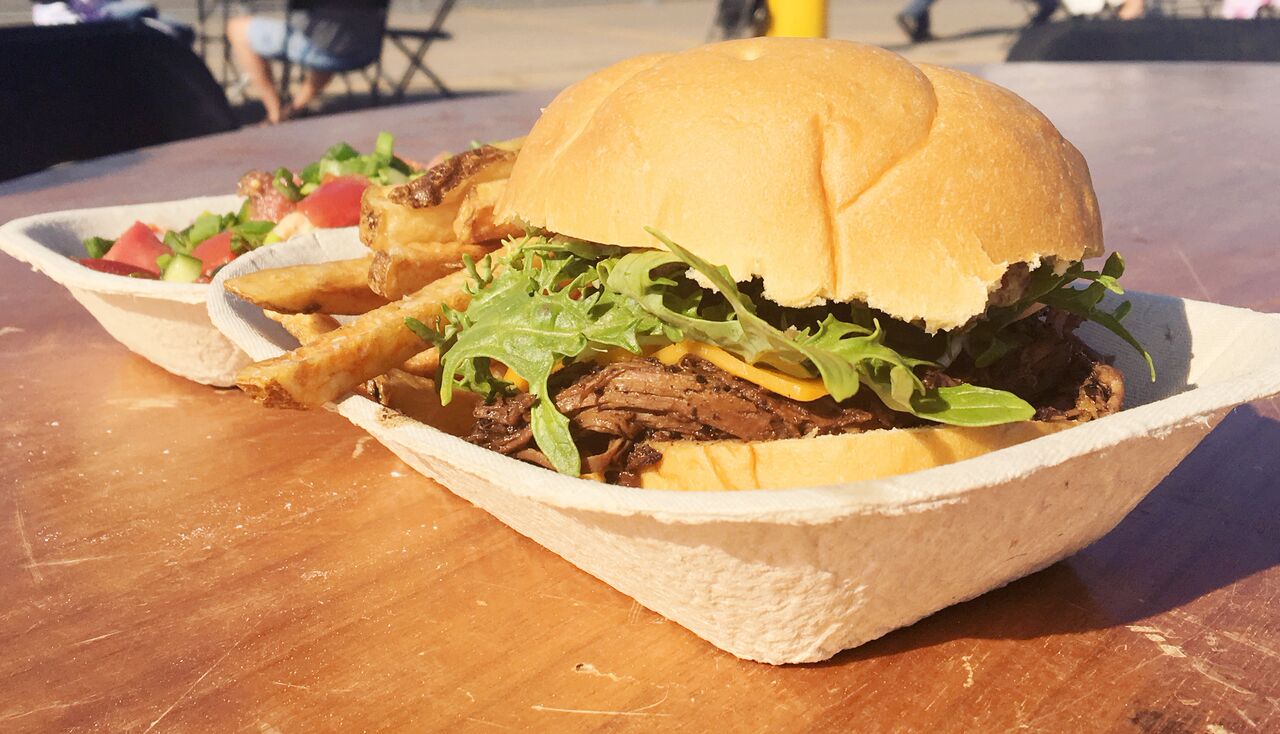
top-left (2, 64), bottom-right (1277, 732)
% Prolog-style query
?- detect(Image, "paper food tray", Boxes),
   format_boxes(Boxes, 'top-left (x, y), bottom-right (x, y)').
top-left (0, 196), bottom-right (254, 386)
top-left (208, 230), bottom-right (1280, 664)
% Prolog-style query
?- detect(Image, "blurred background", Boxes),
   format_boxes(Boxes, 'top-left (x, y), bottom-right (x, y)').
top-left (1, 0), bottom-right (1276, 180)
top-left (1, 0), bottom-right (1051, 121)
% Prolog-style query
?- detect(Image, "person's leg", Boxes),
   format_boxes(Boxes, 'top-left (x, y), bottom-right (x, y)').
top-left (900, 0), bottom-right (934, 20)
top-left (288, 70), bottom-right (334, 113)
top-left (896, 0), bottom-right (935, 41)
top-left (1118, 0), bottom-right (1144, 17)
top-left (98, 1), bottom-right (158, 21)
top-left (227, 15), bottom-right (285, 124)
top-left (1030, 0), bottom-right (1059, 23)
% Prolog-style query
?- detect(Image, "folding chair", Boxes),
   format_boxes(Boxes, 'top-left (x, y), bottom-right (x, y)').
top-left (274, 0), bottom-right (456, 109)
top-left (276, 0), bottom-right (392, 109)
top-left (381, 0), bottom-right (458, 101)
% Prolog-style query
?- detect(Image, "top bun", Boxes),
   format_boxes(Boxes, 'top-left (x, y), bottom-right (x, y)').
top-left (498, 38), bottom-right (1102, 332)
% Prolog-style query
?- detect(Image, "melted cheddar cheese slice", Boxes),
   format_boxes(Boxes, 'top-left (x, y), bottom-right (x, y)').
top-left (652, 342), bottom-right (829, 402)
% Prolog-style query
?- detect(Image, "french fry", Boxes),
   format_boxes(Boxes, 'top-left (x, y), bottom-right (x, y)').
top-left (236, 265), bottom-right (481, 409)
top-left (368, 241), bottom-right (497, 300)
top-left (263, 311), bottom-right (341, 346)
top-left (267, 309), bottom-right (440, 381)
top-left (452, 180), bottom-right (524, 244)
top-left (359, 145), bottom-right (518, 251)
top-left (359, 184), bottom-right (456, 251)
top-left (402, 346), bottom-right (440, 377)
top-left (225, 257), bottom-right (388, 315)
top-left (367, 369), bottom-right (479, 437)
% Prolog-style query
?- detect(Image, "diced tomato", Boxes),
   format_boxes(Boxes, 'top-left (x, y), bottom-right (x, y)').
top-left (238, 170), bottom-right (296, 223)
top-left (294, 175), bottom-right (370, 228)
top-left (77, 258), bottom-right (159, 278)
top-left (192, 230), bottom-right (236, 276)
top-left (104, 221), bottom-right (170, 274)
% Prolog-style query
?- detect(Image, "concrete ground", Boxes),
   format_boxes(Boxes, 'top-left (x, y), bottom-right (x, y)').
top-left (1, 0), bottom-right (1041, 121)
top-left (406, 0), bottom-right (1035, 90)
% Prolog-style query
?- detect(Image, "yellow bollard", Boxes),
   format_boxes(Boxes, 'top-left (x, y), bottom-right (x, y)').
top-left (765, 0), bottom-right (828, 38)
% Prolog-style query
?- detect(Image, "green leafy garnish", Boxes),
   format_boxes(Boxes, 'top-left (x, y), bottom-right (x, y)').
top-left (408, 231), bottom-right (1150, 476)
top-left (84, 205), bottom-right (273, 267)
top-left (81, 133), bottom-right (417, 270)
top-left (290, 131), bottom-right (420, 196)
top-left (963, 253), bottom-right (1154, 380)
top-left (410, 237), bottom-right (673, 474)
top-left (621, 230), bottom-right (1035, 427)
top-left (410, 233), bottom-right (1038, 475)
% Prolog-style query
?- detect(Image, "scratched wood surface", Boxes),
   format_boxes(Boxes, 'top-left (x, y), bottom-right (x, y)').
top-left (1, 64), bottom-right (1277, 733)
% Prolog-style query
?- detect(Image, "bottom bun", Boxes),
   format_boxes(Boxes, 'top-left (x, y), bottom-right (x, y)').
top-left (639, 421), bottom-right (1077, 491)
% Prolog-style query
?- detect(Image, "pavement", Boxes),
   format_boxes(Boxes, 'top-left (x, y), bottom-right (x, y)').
top-left (392, 0), bottom-right (1035, 93)
top-left (1, 0), bottom-right (1040, 121)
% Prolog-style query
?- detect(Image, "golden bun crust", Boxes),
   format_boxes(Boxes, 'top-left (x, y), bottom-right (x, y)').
top-left (499, 38), bottom-right (1102, 332)
top-left (637, 421), bottom-right (1076, 491)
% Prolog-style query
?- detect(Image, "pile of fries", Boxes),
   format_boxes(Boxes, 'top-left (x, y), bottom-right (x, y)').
top-left (227, 137), bottom-right (526, 435)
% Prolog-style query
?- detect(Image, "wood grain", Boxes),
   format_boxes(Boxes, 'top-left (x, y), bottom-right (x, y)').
top-left (1, 65), bottom-right (1277, 732)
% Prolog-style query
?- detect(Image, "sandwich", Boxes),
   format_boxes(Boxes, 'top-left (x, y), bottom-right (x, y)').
top-left (406, 38), bottom-right (1151, 490)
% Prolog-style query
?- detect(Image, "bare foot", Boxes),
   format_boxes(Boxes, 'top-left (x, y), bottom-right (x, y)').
top-left (261, 103), bottom-right (298, 125)
top-left (1118, 0), bottom-right (1145, 18)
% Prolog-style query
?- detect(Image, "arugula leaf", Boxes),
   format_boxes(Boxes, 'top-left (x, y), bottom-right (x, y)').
top-left (422, 238), bottom-right (671, 475)
top-left (909, 384), bottom-right (1036, 425)
top-left (964, 253), bottom-right (1154, 380)
top-left (630, 230), bottom-right (1035, 427)
top-left (1039, 254), bottom-right (1154, 380)
top-left (413, 232), bottom-right (1044, 475)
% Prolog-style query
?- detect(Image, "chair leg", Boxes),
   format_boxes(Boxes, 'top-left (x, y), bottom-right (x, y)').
top-left (390, 36), bottom-right (452, 100)
top-left (221, 0), bottom-right (233, 88)
top-left (278, 58), bottom-right (293, 108)
top-left (390, 36), bottom-right (420, 101)
top-left (420, 64), bottom-right (453, 98)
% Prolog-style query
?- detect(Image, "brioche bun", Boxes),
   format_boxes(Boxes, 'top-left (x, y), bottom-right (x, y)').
top-left (498, 38), bottom-right (1102, 332)
top-left (637, 421), bottom-right (1077, 491)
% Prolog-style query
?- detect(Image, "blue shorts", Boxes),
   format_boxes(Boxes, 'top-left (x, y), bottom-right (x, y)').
top-left (247, 17), bottom-right (374, 72)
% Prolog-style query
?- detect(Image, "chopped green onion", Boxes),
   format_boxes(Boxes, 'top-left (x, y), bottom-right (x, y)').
top-left (83, 236), bottom-right (115, 259)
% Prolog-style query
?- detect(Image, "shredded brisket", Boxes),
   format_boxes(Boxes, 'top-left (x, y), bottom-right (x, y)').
top-left (466, 307), bottom-right (1123, 483)
top-left (947, 308), bottom-right (1124, 422)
